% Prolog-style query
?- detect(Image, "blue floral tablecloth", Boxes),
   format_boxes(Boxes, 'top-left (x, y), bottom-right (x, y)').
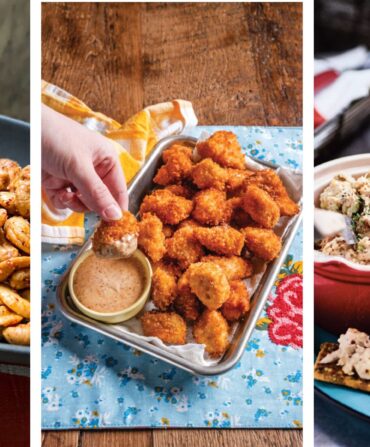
top-left (42, 126), bottom-right (303, 429)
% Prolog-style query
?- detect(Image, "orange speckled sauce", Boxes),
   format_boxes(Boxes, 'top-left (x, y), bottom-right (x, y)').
top-left (73, 253), bottom-right (145, 313)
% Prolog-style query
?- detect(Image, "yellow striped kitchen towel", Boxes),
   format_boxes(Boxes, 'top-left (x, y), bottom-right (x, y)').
top-left (41, 80), bottom-right (198, 245)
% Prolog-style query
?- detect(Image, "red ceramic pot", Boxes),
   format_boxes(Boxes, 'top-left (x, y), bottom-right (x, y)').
top-left (314, 155), bottom-right (370, 335)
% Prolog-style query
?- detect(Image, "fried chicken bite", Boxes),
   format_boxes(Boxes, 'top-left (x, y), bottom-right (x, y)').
top-left (166, 226), bottom-right (204, 270)
top-left (201, 255), bottom-right (253, 280)
top-left (242, 227), bottom-right (282, 262)
top-left (164, 183), bottom-right (195, 199)
top-left (192, 189), bottom-right (231, 226)
top-left (245, 169), bottom-right (300, 216)
top-left (162, 144), bottom-right (193, 163)
top-left (178, 218), bottom-right (203, 230)
top-left (162, 225), bottom-right (175, 238)
top-left (151, 262), bottom-right (179, 310)
top-left (138, 213), bottom-right (166, 263)
top-left (230, 207), bottom-right (254, 228)
top-left (194, 225), bottom-right (245, 256)
top-left (153, 144), bottom-right (193, 186)
top-left (196, 131), bottom-right (245, 170)
top-left (221, 280), bottom-right (250, 321)
top-left (140, 189), bottom-right (193, 225)
top-left (193, 310), bottom-right (230, 358)
top-left (191, 158), bottom-right (228, 190)
top-left (141, 311), bottom-right (187, 345)
top-left (226, 168), bottom-right (253, 194)
top-left (241, 185), bottom-right (280, 229)
top-left (92, 211), bottom-right (139, 258)
top-left (187, 262), bottom-right (230, 310)
top-left (174, 291), bottom-right (202, 322)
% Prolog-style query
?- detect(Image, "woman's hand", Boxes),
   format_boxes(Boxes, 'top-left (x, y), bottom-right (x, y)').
top-left (42, 105), bottom-right (128, 220)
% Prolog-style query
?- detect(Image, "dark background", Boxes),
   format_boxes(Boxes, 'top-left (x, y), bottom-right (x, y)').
top-left (315, 0), bottom-right (370, 164)
top-left (0, 0), bottom-right (30, 121)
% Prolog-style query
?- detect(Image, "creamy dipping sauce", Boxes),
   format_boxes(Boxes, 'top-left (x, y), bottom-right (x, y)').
top-left (73, 254), bottom-right (145, 313)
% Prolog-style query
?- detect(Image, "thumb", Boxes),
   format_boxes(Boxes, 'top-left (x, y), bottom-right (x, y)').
top-left (72, 163), bottom-right (123, 220)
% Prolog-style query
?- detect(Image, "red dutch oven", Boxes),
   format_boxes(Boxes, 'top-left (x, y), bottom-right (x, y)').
top-left (314, 155), bottom-right (370, 335)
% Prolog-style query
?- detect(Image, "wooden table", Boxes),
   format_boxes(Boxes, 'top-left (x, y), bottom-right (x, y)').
top-left (42, 3), bottom-right (302, 446)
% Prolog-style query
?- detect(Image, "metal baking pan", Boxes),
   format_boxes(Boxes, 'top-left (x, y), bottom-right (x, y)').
top-left (57, 134), bottom-right (302, 376)
top-left (314, 96), bottom-right (370, 159)
top-left (0, 115), bottom-right (30, 366)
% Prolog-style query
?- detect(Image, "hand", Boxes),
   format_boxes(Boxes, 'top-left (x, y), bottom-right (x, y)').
top-left (42, 105), bottom-right (128, 220)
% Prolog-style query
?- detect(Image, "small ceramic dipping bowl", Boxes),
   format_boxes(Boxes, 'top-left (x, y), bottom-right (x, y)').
top-left (68, 248), bottom-right (152, 324)
top-left (314, 154), bottom-right (370, 335)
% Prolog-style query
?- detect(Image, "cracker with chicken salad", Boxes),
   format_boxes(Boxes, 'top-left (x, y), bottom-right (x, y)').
top-left (314, 328), bottom-right (370, 393)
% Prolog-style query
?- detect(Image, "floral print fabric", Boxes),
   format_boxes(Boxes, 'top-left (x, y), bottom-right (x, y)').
top-left (42, 126), bottom-right (303, 429)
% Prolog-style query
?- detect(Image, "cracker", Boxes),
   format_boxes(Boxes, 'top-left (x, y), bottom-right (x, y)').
top-left (314, 342), bottom-right (370, 393)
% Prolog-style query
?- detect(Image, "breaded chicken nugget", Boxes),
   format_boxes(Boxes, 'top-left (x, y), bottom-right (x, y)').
top-left (245, 169), bottom-right (299, 216)
top-left (194, 225), bottom-right (245, 256)
top-left (242, 185), bottom-right (280, 229)
top-left (151, 262), bottom-right (178, 310)
top-left (192, 189), bottom-right (231, 226)
top-left (242, 227), bottom-right (282, 261)
top-left (226, 168), bottom-right (253, 193)
top-left (141, 311), bottom-right (186, 345)
top-left (92, 211), bottom-right (139, 258)
top-left (166, 227), bottom-right (204, 270)
top-left (162, 144), bottom-right (193, 163)
top-left (230, 207), bottom-right (254, 228)
top-left (193, 310), bottom-right (230, 358)
top-left (221, 280), bottom-right (250, 321)
top-left (174, 292), bottom-right (202, 322)
top-left (187, 262), bottom-right (230, 310)
top-left (191, 158), bottom-right (228, 190)
top-left (153, 145), bottom-right (193, 185)
top-left (201, 255), bottom-right (253, 280)
top-left (162, 225), bottom-right (175, 238)
top-left (138, 213), bottom-right (166, 263)
top-left (140, 189), bottom-right (193, 225)
top-left (178, 218), bottom-right (203, 230)
top-left (164, 183), bottom-right (195, 199)
top-left (197, 131), bottom-right (245, 170)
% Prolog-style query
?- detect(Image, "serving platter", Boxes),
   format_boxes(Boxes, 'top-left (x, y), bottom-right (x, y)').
top-left (315, 326), bottom-right (370, 421)
top-left (57, 134), bottom-right (302, 376)
top-left (0, 115), bottom-right (30, 366)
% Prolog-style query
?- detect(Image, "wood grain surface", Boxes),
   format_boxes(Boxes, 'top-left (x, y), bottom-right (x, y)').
top-left (42, 2), bottom-right (302, 126)
top-left (42, 3), bottom-right (302, 446)
top-left (43, 428), bottom-right (302, 447)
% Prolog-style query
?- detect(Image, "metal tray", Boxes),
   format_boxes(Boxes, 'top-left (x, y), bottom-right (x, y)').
top-left (57, 134), bottom-right (302, 376)
top-left (0, 115), bottom-right (30, 366)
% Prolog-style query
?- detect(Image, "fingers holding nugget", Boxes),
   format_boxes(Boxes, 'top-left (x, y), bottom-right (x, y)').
top-left (92, 211), bottom-right (139, 258)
